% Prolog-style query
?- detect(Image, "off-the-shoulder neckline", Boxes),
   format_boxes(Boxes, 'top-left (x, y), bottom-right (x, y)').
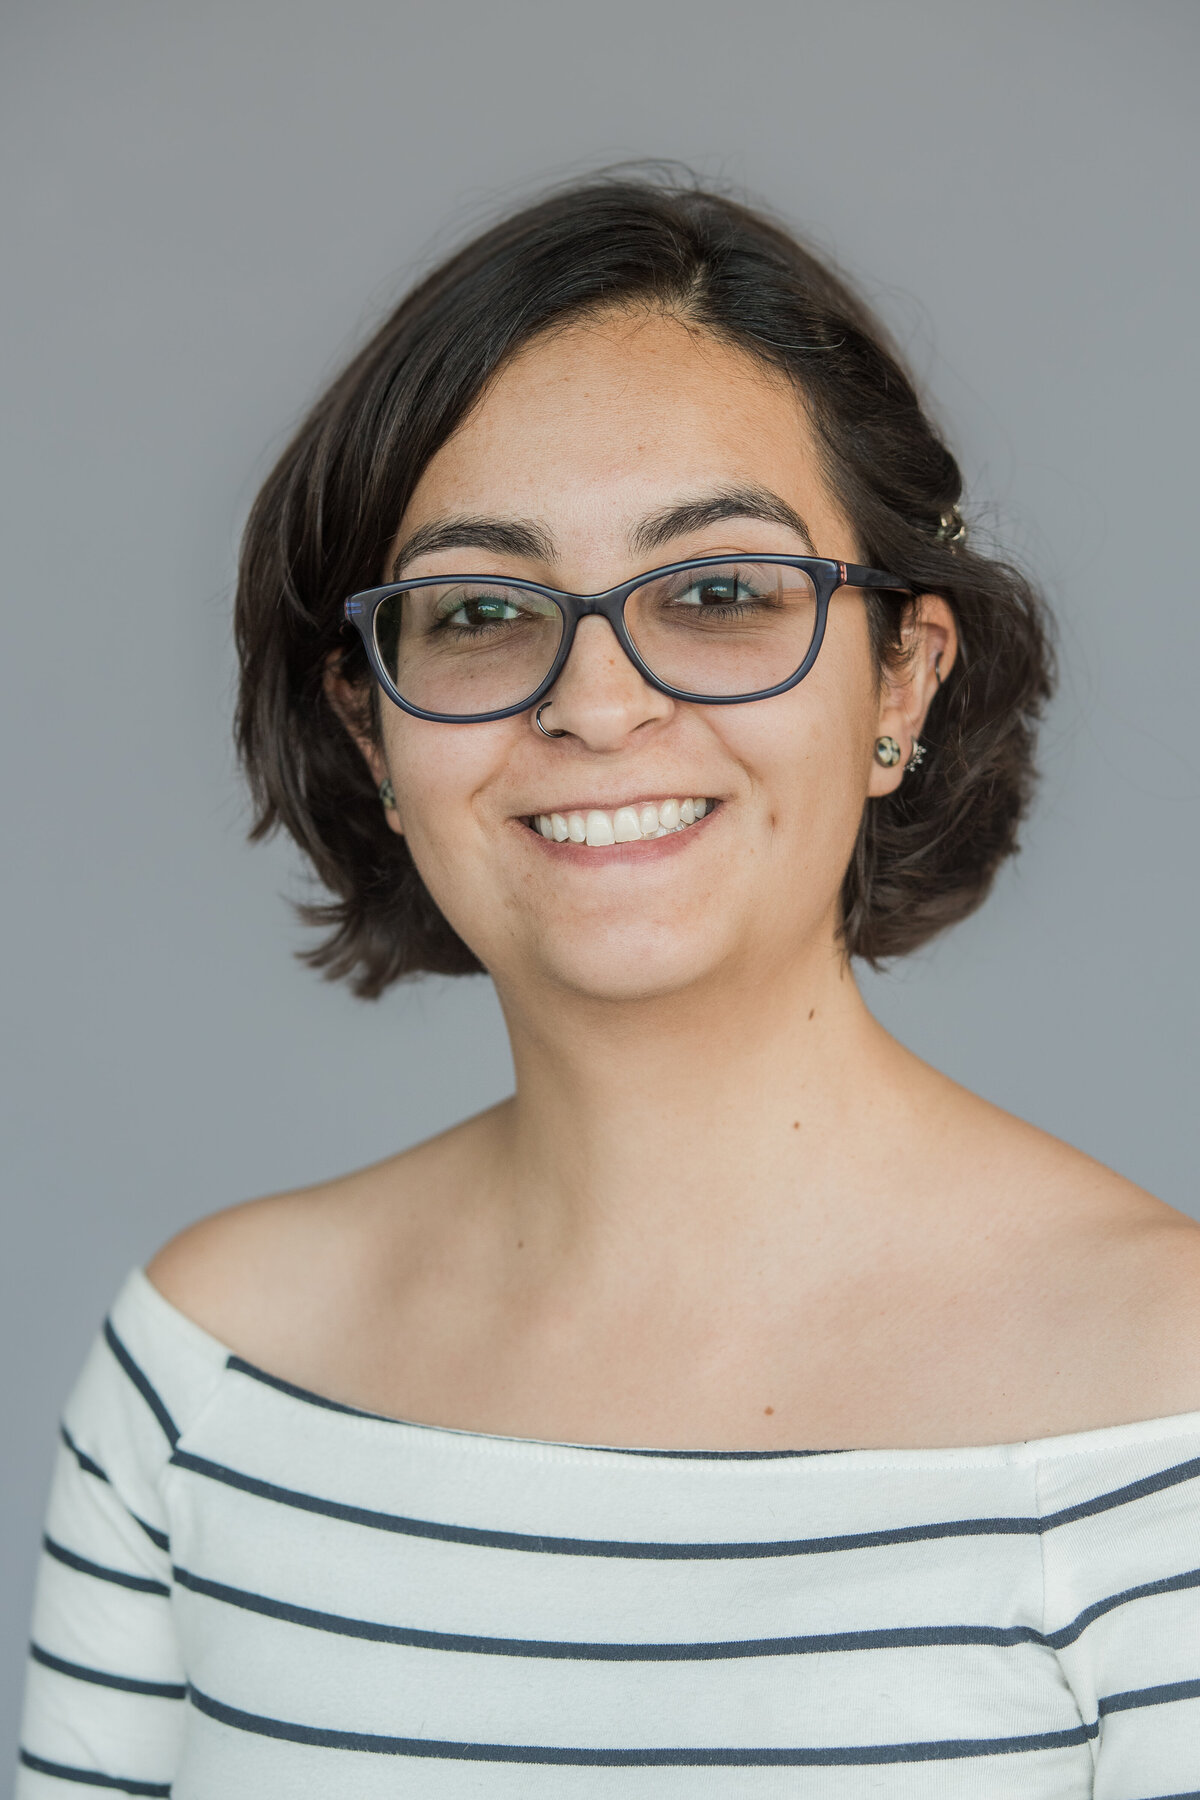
top-left (129, 1264), bottom-right (1200, 1466)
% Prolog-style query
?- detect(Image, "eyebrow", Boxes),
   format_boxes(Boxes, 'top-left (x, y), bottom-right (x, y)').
top-left (389, 483), bottom-right (816, 581)
top-left (390, 517), bottom-right (554, 580)
top-left (629, 485), bottom-right (816, 557)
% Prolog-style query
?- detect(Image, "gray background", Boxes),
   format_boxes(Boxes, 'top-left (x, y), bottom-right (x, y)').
top-left (3, 0), bottom-right (1197, 1753)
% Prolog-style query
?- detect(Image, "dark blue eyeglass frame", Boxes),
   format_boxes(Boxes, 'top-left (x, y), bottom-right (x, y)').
top-left (343, 553), bottom-right (914, 724)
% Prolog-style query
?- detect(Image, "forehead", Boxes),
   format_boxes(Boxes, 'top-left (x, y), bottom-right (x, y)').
top-left (400, 309), bottom-right (840, 547)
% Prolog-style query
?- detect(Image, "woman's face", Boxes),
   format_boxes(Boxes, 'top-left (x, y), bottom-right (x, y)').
top-left (360, 309), bottom-right (948, 1004)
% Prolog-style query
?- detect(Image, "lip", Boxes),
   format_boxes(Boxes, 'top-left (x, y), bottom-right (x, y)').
top-left (516, 799), bottom-right (721, 865)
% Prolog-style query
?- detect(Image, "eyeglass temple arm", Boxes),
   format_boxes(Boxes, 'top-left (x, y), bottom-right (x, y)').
top-left (840, 563), bottom-right (915, 594)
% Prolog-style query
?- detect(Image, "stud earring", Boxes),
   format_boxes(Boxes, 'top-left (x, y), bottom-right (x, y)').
top-left (905, 740), bottom-right (926, 772)
top-left (378, 778), bottom-right (396, 809)
top-left (874, 736), bottom-right (902, 767)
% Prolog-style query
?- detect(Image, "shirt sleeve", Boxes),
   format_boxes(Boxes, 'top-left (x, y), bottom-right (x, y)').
top-left (16, 1273), bottom-right (226, 1797)
top-left (1039, 1426), bottom-right (1200, 1800)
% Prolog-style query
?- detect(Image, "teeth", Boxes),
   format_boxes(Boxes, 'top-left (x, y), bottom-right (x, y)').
top-left (532, 799), bottom-right (711, 849)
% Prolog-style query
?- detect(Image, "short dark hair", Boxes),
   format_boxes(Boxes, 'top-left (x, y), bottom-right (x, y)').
top-left (234, 174), bottom-right (1054, 997)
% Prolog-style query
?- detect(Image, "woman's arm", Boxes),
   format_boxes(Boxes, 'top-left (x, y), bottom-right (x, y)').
top-left (1043, 1426), bottom-right (1200, 1799)
top-left (18, 1431), bottom-right (183, 1794)
top-left (16, 1274), bottom-right (224, 1796)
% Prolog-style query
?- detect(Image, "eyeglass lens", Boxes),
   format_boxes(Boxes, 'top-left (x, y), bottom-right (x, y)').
top-left (371, 560), bottom-right (821, 715)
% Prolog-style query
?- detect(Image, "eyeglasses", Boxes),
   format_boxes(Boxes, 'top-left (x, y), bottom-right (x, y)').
top-left (344, 554), bottom-right (913, 723)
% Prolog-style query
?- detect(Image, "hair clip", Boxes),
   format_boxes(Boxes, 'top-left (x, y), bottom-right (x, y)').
top-left (936, 507), bottom-right (968, 550)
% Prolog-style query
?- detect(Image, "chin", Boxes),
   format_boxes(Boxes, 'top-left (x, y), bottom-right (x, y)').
top-left (526, 924), bottom-right (731, 1006)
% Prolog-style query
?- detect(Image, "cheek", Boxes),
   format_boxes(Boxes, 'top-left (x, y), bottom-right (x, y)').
top-left (730, 670), bottom-right (874, 830)
top-left (716, 649), bottom-right (878, 922)
top-left (382, 719), bottom-right (479, 836)
top-left (379, 716), bottom-right (522, 932)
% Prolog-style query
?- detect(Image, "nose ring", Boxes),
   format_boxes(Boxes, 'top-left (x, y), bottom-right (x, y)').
top-left (535, 702), bottom-right (566, 739)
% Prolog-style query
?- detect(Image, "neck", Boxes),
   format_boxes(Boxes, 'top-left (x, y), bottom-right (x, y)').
top-left (491, 934), bottom-right (916, 1282)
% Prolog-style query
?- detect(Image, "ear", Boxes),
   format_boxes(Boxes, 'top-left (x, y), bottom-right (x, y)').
top-left (322, 649), bottom-right (404, 835)
top-left (867, 595), bottom-right (958, 798)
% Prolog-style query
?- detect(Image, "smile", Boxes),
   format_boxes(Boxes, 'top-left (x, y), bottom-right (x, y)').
top-left (527, 796), bottom-right (712, 848)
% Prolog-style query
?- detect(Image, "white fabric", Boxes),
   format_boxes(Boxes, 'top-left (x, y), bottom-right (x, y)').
top-left (17, 1265), bottom-right (1200, 1797)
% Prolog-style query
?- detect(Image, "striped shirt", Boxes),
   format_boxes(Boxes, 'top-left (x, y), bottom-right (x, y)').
top-left (16, 1267), bottom-right (1200, 1798)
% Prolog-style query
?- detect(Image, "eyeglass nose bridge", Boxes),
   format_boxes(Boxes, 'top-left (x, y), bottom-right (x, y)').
top-left (565, 584), bottom-right (638, 620)
top-left (542, 584), bottom-right (660, 692)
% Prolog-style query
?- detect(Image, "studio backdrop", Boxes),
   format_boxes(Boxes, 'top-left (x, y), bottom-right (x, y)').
top-left (3, 0), bottom-right (1197, 1758)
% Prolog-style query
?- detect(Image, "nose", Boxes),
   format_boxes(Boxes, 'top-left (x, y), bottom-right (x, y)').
top-left (536, 615), bottom-right (672, 750)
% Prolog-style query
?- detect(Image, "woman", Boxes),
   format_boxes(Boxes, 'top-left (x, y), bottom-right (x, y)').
top-left (18, 176), bottom-right (1200, 1797)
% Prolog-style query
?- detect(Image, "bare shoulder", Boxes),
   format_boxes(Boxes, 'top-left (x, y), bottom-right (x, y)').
top-left (1054, 1171), bottom-right (1200, 1427)
top-left (932, 1074), bottom-right (1200, 1426)
top-left (967, 1085), bottom-right (1197, 1266)
top-left (145, 1101), bottom-right (508, 1369)
top-left (1080, 1166), bottom-right (1200, 1396)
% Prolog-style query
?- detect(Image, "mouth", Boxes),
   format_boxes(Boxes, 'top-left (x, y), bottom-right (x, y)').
top-left (524, 795), bottom-right (715, 848)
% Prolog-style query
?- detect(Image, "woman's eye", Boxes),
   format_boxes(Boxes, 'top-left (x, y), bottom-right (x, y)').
top-left (443, 596), bottom-right (521, 627)
top-left (678, 579), bottom-right (750, 607)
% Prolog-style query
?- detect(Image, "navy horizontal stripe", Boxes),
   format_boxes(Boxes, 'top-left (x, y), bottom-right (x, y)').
top-left (1046, 1453), bottom-right (1200, 1532)
top-left (60, 1424), bottom-right (108, 1483)
top-left (30, 1641), bottom-right (185, 1700)
top-left (174, 1563), bottom-right (1050, 1658)
top-left (176, 1555), bottom-right (1200, 1662)
top-left (172, 1446), bottom-right (1044, 1557)
top-left (187, 1683), bottom-right (1096, 1763)
top-left (103, 1319), bottom-right (178, 1447)
top-left (18, 1749), bottom-right (171, 1795)
top-left (42, 1534), bottom-right (170, 1597)
top-left (1046, 1565), bottom-right (1200, 1650)
top-left (225, 1356), bottom-right (836, 1457)
top-left (171, 1441), bottom-right (1200, 1561)
top-left (1100, 1676), bottom-right (1200, 1716)
top-left (59, 1426), bottom-right (170, 1552)
top-left (134, 1516), bottom-right (169, 1553)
